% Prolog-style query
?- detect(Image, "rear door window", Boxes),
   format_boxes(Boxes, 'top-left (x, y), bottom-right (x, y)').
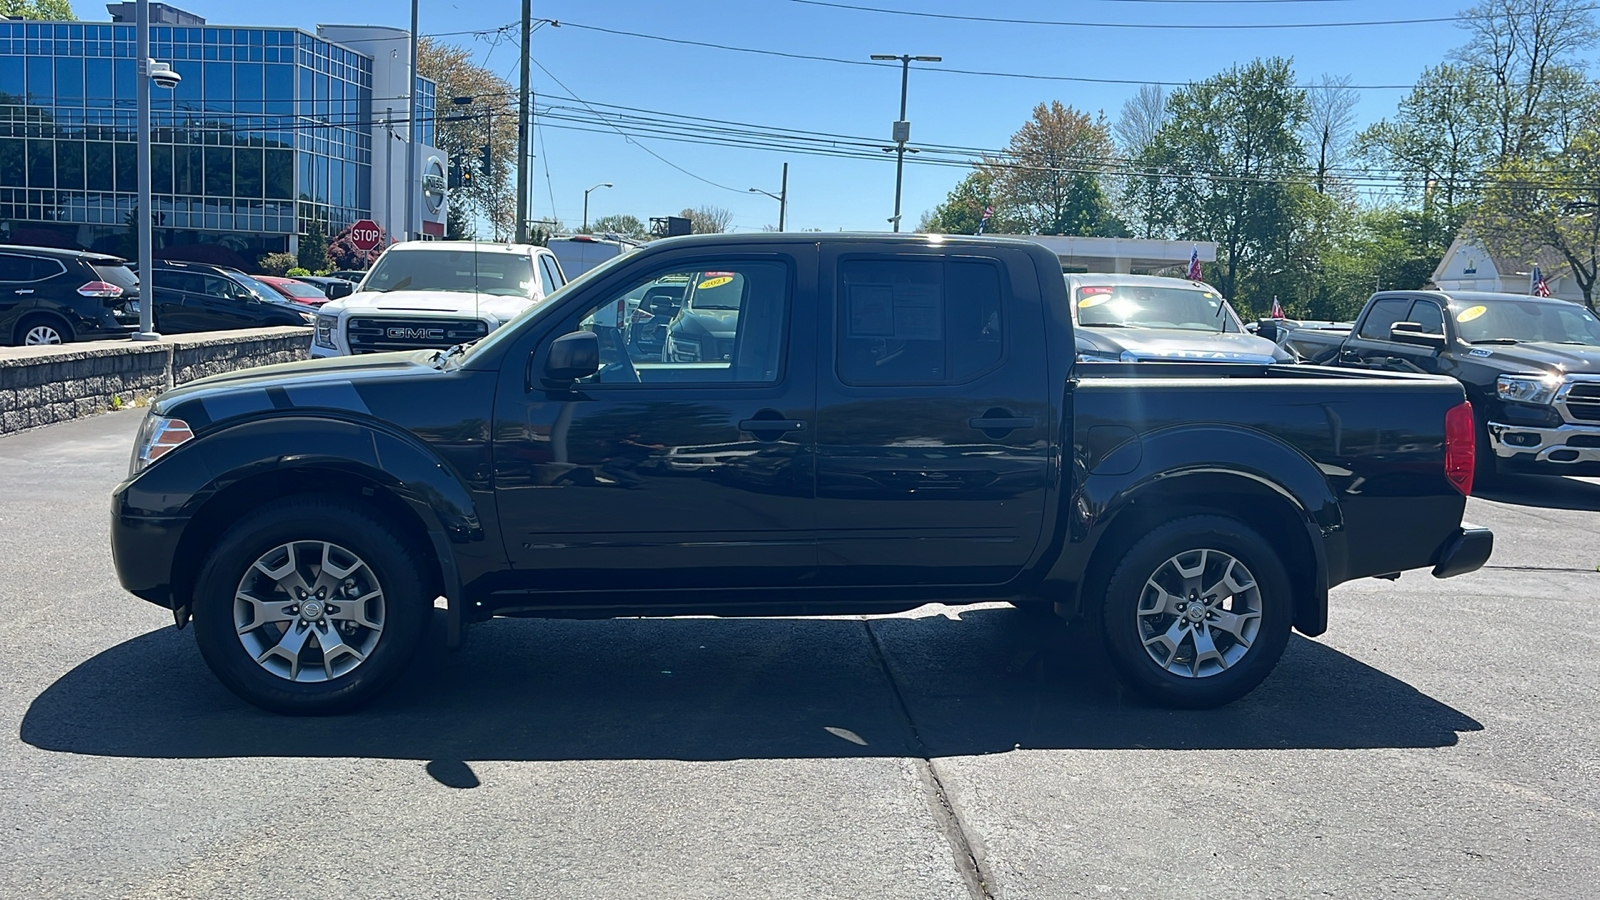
top-left (0, 253), bottom-right (33, 282)
top-left (836, 257), bottom-right (1005, 386)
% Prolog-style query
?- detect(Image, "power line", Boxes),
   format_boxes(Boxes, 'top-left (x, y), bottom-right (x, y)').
top-left (554, 20), bottom-right (1419, 90)
top-left (790, 0), bottom-right (1586, 29)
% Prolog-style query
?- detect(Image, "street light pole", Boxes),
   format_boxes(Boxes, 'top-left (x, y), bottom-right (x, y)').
top-left (583, 182), bottom-right (612, 231)
top-left (516, 0), bottom-right (531, 243)
top-left (405, 0), bottom-right (418, 242)
top-left (748, 162), bottom-right (788, 231)
top-left (870, 53), bottom-right (940, 232)
top-left (133, 0), bottom-right (178, 340)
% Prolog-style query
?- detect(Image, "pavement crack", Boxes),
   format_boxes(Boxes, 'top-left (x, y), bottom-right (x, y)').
top-left (1483, 564), bottom-right (1599, 574)
top-left (861, 618), bottom-right (996, 900)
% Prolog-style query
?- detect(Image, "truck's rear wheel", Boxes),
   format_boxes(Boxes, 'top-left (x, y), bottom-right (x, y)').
top-left (191, 497), bottom-right (429, 715)
top-left (1099, 516), bottom-right (1292, 708)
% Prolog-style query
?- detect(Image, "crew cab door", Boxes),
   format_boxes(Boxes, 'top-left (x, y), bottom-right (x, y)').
top-left (812, 243), bottom-right (1051, 587)
top-left (491, 244), bottom-right (819, 593)
top-left (1341, 295), bottom-right (1451, 375)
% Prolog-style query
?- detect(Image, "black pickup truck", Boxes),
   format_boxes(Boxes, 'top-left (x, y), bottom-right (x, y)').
top-left (1269, 289), bottom-right (1600, 479)
top-left (109, 234), bottom-right (1492, 715)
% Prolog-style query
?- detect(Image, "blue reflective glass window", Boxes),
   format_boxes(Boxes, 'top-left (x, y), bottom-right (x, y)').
top-left (54, 57), bottom-right (83, 102)
top-left (264, 62), bottom-right (291, 98)
top-left (203, 61), bottom-right (231, 102)
top-left (264, 148), bottom-right (291, 199)
top-left (114, 141), bottom-right (135, 192)
top-left (299, 154), bottom-right (311, 199)
top-left (85, 142), bottom-right (112, 191)
top-left (173, 62), bottom-right (200, 102)
top-left (0, 137), bottom-right (23, 185)
top-left (235, 62), bottom-right (263, 101)
top-left (113, 58), bottom-right (133, 101)
top-left (236, 147), bottom-right (262, 197)
top-left (0, 57), bottom-right (22, 96)
top-left (150, 143), bottom-right (173, 193)
top-left (25, 56), bottom-right (50, 101)
top-left (85, 59), bottom-right (112, 107)
top-left (204, 145), bottom-right (232, 195)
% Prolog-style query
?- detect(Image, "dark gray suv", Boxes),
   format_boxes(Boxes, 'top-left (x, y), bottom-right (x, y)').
top-left (0, 246), bottom-right (141, 345)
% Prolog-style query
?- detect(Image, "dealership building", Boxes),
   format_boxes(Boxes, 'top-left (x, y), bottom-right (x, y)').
top-left (0, 3), bottom-right (446, 269)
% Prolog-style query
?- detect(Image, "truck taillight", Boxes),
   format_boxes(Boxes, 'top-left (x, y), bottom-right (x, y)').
top-left (1444, 401), bottom-right (1474, 497)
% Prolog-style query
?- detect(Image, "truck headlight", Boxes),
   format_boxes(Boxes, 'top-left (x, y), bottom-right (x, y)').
top-left (314, 314), bottom-right (338, 349)
top-left (1496, 374), bottom-right (1562, 405)
top-left (131, 415), bottom-right (193, 474)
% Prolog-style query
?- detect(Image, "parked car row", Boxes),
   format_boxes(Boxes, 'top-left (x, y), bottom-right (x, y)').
top-left (0, 243), bottom-right (359, 346)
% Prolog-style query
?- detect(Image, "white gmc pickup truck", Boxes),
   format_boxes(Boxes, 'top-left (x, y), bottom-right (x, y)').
top-left (311, 241), bottom-right (568, 357)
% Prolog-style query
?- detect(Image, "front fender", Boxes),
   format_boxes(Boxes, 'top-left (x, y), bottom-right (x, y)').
top-left (115, 413), bottom-right (482, 645)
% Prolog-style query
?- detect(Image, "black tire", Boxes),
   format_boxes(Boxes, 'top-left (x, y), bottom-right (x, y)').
top-left (1098, 515), bottom-right (1292, 709)
top-left (13, 314), bottom-right (73, 347)
top-left (192, 497), bottom-right (430, 715)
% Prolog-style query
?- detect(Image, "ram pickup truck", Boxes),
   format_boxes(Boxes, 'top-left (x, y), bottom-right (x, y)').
top-left (1268, 289), bottom-right (1600, 479)
top-left (109, 234), bottom-right (1492, 715)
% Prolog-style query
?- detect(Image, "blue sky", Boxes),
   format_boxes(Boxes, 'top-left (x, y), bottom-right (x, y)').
top-left (71, 0), bottom-right (1483, 232)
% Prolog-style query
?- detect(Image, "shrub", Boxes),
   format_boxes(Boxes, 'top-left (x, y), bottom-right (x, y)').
top-left (286, 267), bottom-right (311, 277)
top-left (257, 252), bottom-right (297, 275)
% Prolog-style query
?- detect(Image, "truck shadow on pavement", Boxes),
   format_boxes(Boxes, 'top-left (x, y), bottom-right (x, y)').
top-left (22, 606), bottom-right (1481, 763)
top-left (1475, 473), bottom-right (1600, 511)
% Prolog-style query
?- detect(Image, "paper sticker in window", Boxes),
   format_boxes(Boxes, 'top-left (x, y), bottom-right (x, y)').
top-left (1457, 305), bottom-right (1487, 323)
top-left (849, 285), bottom-right (895, 336)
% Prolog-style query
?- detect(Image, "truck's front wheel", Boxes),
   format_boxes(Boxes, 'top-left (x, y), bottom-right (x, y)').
top-left (191, 497), bottom-right (430, 715)
top-left (1099, 516), bottom-right (1292, 708)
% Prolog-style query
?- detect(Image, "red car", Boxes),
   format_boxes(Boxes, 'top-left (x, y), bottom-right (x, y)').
top-left (255, 275), bottom-right (330, 306)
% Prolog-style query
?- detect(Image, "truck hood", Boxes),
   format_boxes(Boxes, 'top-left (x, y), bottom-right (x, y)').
top-left (322, 290), bottom-right (535, 322)
top-left (1462, 341), bottom-right (1600, 374)
top-left (154, 350), bottom-right (441, 422)
top-left (1078, 326), bottom-right (1282, 363)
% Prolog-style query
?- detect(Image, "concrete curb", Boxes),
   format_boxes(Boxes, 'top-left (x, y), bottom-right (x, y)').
top-left (0, 327), bottom-right (311, 435)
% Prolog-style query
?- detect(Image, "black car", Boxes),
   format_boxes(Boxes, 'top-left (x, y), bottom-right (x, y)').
top-left (0, 245), bottom-right (140, 345)
top-left (143, 260), bottom-right (318, 334)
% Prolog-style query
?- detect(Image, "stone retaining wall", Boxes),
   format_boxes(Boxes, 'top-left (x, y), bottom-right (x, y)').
top-left (0, 326), bottom-right (310, 435)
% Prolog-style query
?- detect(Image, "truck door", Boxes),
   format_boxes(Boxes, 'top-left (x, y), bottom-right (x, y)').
top-left (812, 244), bottom-right (1051, 587)
top-left (491, 245), bottom-right (818, 593)
top-left (1343, 296), bottom-right (1430, 372)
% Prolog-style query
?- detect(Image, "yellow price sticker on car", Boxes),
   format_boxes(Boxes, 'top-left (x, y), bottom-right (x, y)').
top-left (1456, 305), bottom-right (1487, 323)
top-left (1079, 295), bottom-right (1111, 308)
top-left (697, 276), bottom-right (734, 290)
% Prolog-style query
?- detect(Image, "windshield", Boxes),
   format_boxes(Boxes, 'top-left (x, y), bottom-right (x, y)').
top-left (1074, 284), bottom-right (1241, 333)
top-left (684, 272), bottom-right (746, 310)
top-left (362, 248), bottom-right (537, 298)
top-left (452, 244), bottom-right (639, 365)
top-left (1452, 299), bottom-right (1600, 345)
top-left (229, 272), bottom-right (287, 304)
top-left (274, 280), bottom-right (326, 300)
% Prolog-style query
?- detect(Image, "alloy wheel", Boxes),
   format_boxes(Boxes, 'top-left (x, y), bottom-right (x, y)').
top-left (1136, 548), bottom-right (1263, 679)
top-left (233, 540), bottom-right (386, 682)
top-left (23, 324), bottom-right (63, 345)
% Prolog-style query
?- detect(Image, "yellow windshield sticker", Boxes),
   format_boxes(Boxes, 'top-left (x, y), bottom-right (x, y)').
top-left (697, 276), bottom-right (734, 290)
top-left (1456, 305), bottom-right (1487, 323)
top-left (1079, 295), bottom-right (1111, 308)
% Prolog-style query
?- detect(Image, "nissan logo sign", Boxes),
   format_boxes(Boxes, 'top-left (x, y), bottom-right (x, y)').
top-left (388, 327), bottom-right (445, 340)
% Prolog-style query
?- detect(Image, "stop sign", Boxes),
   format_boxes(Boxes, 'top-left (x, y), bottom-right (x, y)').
top-left (349, 219), bottom-right (384, 252)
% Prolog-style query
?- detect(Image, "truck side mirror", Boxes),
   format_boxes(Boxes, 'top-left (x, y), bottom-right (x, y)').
top-left (1257, 320), bottom-right (1280, 342)
top-left (1389, 322), bottom-right (1447, 350)
top-left (542, 330), bottom-right (599, 387)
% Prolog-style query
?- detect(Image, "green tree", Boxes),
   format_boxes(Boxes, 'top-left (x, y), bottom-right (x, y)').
top-left (1453, 0), bottom-right (1596, 161)
top-left (298, 215), bottom-right (328, 272)
top-left (919, 170), bottom-right (997, 234)
top-left (418, 38), bottom-right (516, 239)
top-left (0, 0), bottom-right (75, 19)
top-left (982, 101), bottom-right (1123, 237)
top-left (446, 202), bottom-right (473, 241)
top-left (1474, 123), bottom-right (1600, 308)
top-left (1356, 64), bottom-right (1496, 212)
top-left (1113, 85), bottom-right (1168, 238)
top-left (585, 213), bottom-right (648, 240)
top-left (1131, 58), bottom-right (1309, 308)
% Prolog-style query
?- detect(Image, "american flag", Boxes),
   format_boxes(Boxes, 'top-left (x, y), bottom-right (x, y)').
top-left (1187, 246), bottom-right (1203, 282)
top-left (1270, 297), bottom-right (1286, 319)
top-left (1532, 265), bottom-right (1551, 297)
top-left (976, 205), bottom-right (994, 235)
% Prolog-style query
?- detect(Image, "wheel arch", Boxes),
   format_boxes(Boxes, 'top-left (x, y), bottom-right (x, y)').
top-left (1074, 469), bottom-right (1331, 637)
top-left (13, 310), bottom-right (74, 344)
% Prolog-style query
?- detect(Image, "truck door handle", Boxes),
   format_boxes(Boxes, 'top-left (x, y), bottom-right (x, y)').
top-left (14, 289), bottom-right (33, 295)
top-left (739, 413), bottom-right (807, 440)
top-left (969, 417), bottom-right (1033, 429)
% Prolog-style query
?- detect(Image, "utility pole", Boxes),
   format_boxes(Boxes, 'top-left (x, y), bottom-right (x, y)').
top-left (405, 0), bottom-right (419, 242)
top-left (134, 0), bottom-right (154, 338)
top-left (870, 53), bottom-right (940, 232)
top-left (516, 0), bottom-right (531, 244)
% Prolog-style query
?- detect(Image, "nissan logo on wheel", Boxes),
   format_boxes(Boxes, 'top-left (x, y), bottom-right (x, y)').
top-left (388, 326), bottom-right (445, 340)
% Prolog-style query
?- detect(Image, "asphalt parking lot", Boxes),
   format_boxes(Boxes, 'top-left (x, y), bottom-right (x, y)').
top-left (2, 409), bottom-right (1597, 899)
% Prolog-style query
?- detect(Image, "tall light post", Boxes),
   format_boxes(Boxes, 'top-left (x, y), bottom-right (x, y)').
top-left (749, 162), bottom-right (788, 232)
top-left (134, 0), bottom-right (180, 341)
top-left (405, 0), bottom-right (419, 242)
top-left (583, 182), bottom-right (612, 232)
top-left (870, 53), bottom-right (940, 232)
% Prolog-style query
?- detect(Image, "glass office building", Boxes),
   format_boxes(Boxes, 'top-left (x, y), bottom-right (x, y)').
top-left (0, 13), bottom-right (436, 269)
